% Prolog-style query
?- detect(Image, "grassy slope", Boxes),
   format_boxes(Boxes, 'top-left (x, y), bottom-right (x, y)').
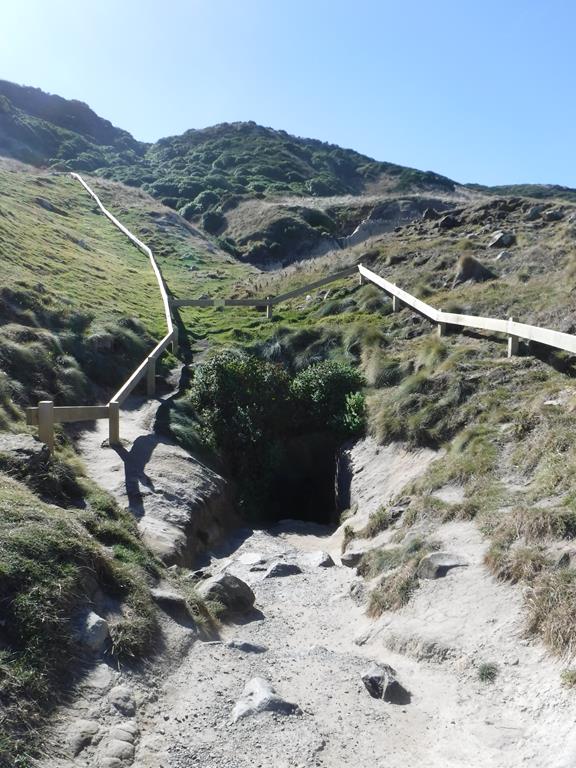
top-left (0, 163), bottom-right (241, 766)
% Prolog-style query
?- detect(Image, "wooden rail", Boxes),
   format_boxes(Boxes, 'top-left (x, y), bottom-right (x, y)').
top-left (173, 265), bottom-right (358, 319)
top-left (359, 264), bottom-right (576, 356)
top-left (25, 180), bottom-right (576, 455)
top-left (26, 174), bottom-right (177, 451)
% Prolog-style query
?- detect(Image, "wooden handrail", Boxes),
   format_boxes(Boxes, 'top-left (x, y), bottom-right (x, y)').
top-left (359, 264), bottom-right (576, 356)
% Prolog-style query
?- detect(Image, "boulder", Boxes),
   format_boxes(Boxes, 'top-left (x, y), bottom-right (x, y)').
top-left (417, 552), bottom-right (468, 579)
top-left (544, 208), bottom-right (564, 222)
top-left (197, 572), bottom-right (255, 615)
top-left (76, 611), bottom-right (110, 653)
top-left (525, 205), bottom-right (544, 221)
top-left (422, 207), bottom-right (441, 221)
top-left (150, 587), bottom-right (187, 607)
top-left (227, 639), bottom-right (268, 654)
top-left (488, 230), bottom-right (516, 248)
top-left (438, 214), bottom-right (459, 230)
top-left (231, 677), bottom-right (299, 722)
top-left (264, 561), bottom-right (302, 579)
top-left (305, 550), bottom-right (335, 568)
top-left (361, 663), bottom-right (410, 704)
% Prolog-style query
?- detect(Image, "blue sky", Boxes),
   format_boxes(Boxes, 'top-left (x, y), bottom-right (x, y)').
top-left (1, 0), bottom-right (574, 186)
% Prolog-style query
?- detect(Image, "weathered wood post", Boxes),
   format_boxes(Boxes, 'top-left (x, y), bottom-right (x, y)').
top-left (508, 316), bottom-right (519, 357)
top-left (38, 400), bottom-right (54, 453)
top-left (392, 295), bottom-right (401, 312)
top-left (171, 326), bottom-right (179, 354)
top-left (146, 357), bottom-right (156, 397)
top-left (266, 298), bottom-right (273, 320)
top-left (359, 272), bottom-right (365, 286)
top-left (437, 322), bottom-right (447, 337)
top-left (109, 400), bottom-right (120, 446)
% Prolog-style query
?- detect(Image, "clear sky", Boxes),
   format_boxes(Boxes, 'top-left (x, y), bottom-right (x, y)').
top-left (1, 0), bottom-right (574, 186)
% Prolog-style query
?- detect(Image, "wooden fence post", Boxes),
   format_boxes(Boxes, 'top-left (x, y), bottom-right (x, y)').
top-left (266, 298), bottom-right (273, 320)
top-left (109, 400), bottom-right (120, 446)
top-left (508, 316), bottom-right (519, 357)
top-left (171, 326), bottom-right (179, 355)
top-left (38, 400), bottom-right (54, 453)
top-left (438, 322), bottom-right (447, 337)
top-left (392, 295), bottom-right (401, 313)
top-left (146, 357), bottom-right (156, 397)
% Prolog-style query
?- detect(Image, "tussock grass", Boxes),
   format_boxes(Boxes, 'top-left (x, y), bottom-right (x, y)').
top-left (477, 662), bottom-right (499, 683)
top-left (525, 570), bottom-right (576, 657)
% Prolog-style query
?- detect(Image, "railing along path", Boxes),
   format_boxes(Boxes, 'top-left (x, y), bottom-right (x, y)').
top-left (26, 178), bottom-right (576, 451)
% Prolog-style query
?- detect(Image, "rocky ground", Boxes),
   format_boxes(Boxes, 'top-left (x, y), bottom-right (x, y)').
top-left (34, 411), bottom-right (576, 768)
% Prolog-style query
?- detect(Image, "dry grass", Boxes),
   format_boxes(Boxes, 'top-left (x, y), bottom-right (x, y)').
top-left (525, 570), bottom-right (576, 657)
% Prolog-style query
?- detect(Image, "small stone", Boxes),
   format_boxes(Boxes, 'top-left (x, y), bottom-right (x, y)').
top-left (109, 685), bottom-right (136, 717)
top-left (340, 547), bottom-right (365, 568)
top-left (238, 552), bottom-right (267, 566)
top-left (361, 663), bottom-right (411, 704)
top-left (227, 640), bottom-right (268, 654)
top-left (69, 719), bottom-right (99, 756)
top-left (263, 561), bottom-right (302, 578)
top-left (104, 738), bottom-right (135, 761)
top-left (76, 611), bottom-right (110, 653)
top-left (232, 677), bottom-right (299, 722)
top-left (305, 550), bottom-right (335, 568)
top-left (197, 573), bottom-right (255, 616)
top-left (417, 552), bottom-right (468, 579)
top-left (488, 230), bottom-right (516, 248)
top-left (495, 250), bottom-right (512, 261)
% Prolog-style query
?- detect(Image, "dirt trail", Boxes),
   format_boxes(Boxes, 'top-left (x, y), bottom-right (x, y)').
top-left (39, 420), bottom-right (576, 767)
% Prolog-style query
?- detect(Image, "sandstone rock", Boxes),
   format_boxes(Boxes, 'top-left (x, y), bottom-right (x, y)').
top-left (227, 639), bottom-right (268, 654)
top-left (361, 663), bottom-right (411, 704)
top-left (69, 718), bottom-right (99, 756)
top-left (525, 205), bottom-right (545, 221)
top-left (232, 677), bottom-right (299, 722)
top-left (76, 610), bottom-right (110, 653)
top-left (305, 550), bottom-right (334, 568)
top-left (264, 561), bottom-right (302, 578)
top-left (417, 552), bottom-right (468, 579)
top-left (103, 738), bottom-right (135, 762)
top-left (109, 685), bottom-right (136, 717)
top-left (197, 572), bottom-right (255, 616)
top-left (488, 230), bottom-right (516, 248)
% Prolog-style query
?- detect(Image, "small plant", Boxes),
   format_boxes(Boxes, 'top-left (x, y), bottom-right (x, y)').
top-left (561, 669), bottom-right (576, 688)
top-left (478, 662), bottom-right (499, 683)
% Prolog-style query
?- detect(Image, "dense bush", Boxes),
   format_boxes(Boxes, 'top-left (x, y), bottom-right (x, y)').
top-left (188, 351), bottom-right (365, 518)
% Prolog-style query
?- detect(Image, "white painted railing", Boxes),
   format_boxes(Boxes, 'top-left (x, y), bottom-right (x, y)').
top-left (26, 174), bottom-right (177, 451)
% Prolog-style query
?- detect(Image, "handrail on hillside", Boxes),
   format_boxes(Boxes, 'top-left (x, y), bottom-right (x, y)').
top-left (26, 173), bottom-right (178, 451)
top-left (25, 181), bottom-right (576, 455)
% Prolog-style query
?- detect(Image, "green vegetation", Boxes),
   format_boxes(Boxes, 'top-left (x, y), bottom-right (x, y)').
top-left (477, 662), bottom-right (499, 683)
top-left (0, 471), bottom-right (158, 766)
top-left (185, 350), bottom-right (364, 520)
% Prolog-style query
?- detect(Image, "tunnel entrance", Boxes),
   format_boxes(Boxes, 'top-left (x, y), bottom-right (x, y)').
top-left (265, 432), bottom-right (338, 526)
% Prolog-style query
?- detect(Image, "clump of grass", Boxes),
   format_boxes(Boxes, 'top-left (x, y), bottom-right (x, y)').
top-left (478, 662), bottom-right (499, 683)
top-left (561, 669), bottom-right (576, 688)
top-left (525, 570), bottom-right (576, 657)
top-left (485, 543), bottom-right (549, 584)
top-left (342, 524), bottom-right (355, 552)
top-left (360, 506), bottom-right (394, 538)
top-left (365, 538), bottom-right (435, 615)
